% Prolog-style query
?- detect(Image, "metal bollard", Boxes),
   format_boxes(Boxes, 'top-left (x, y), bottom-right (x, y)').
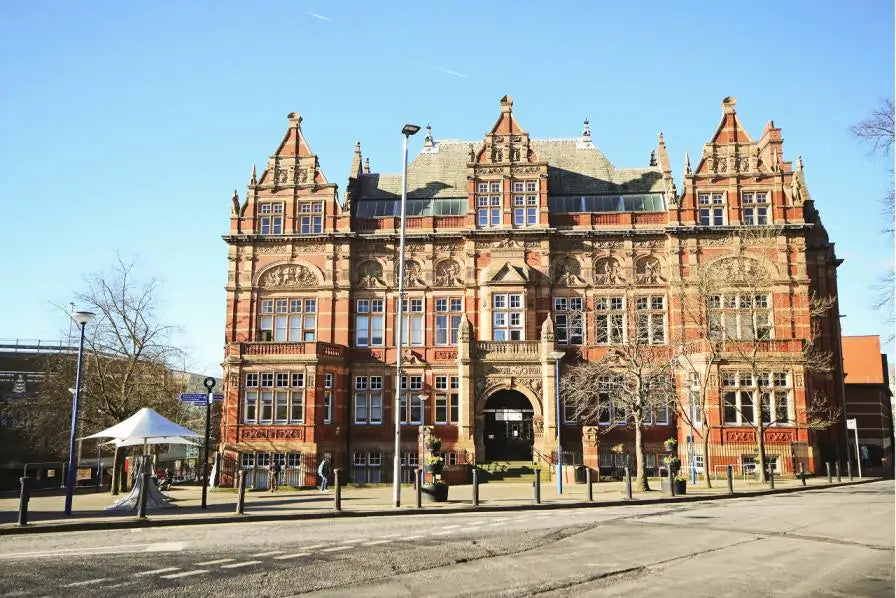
top-left (137, 472), bottom-right (150, 519)
top-left (847, 461), bottom-right (853, 481)
top-left (768, 466), bottom-right (775, 489)
top-left (334, 469), bottom-right (342, 512)
top-left (586, 468), bottom-right (593, 502)
top-left (726, 465), bottom-right (734, 495)
top-left (835, 462), bottom-right (841, 482)
top-left (414, 469), bottom-right (422, 509)
top-left (534, 469), bottom-right (541, 504)
top-left (472, 468), bottom-right (479, 507)
top-left (826, 462), bottom-right (832, 483)
top-left (18, 477), bottom-right (31, 526)
top-left (624, 467), bottom-right (633, 500)
top-left (235, 470), bottom-right (247, 514)
top-left (668, 467), bottom-right (676, 497)
top-left (799, 463), bottom-right (806, 486)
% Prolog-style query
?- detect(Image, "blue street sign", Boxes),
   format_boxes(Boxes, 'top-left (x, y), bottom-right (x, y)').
top-left (180, 393), bottom-right (224, 404)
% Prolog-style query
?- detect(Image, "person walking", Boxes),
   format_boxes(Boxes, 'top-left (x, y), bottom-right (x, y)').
top-left (269, 459), bottom-right (281, 492)
top-left (317, 456), bottom-right (330, 492)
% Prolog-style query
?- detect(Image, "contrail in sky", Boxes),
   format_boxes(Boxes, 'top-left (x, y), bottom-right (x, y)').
top-left (309, 12), bottom-right (332, 21)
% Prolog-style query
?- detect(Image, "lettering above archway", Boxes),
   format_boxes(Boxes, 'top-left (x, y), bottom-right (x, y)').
top-left (260, 263), bottom-right (320, 288)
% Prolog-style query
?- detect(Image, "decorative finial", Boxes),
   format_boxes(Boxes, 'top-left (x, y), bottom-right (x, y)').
top-left (658, 131), bottom-right (665, 144)
top-left (649, 150), bottom-right (657, 167)
top-left (363, 157), bottom-right (370, 174)
top-left (423, 123), bottom-right (433, 150)
top-left (354, 141), bottom-right (361, 152)
top-left (582, 118), bottom-right (591, 138)
top-left (287, 111), bottom-right (302, 127)
top-left (250, 164), bottom-right (257, 186)
top-left (796, 155), bottom-right (803, 171)
top-left (684, 152), bottom-right (691, 175)
top-left (468, 143), bottom-right (476, 162)
top-left (772, 148), bottom-right (780, 172)
top-left (231, 189), bottom-right (240, 215)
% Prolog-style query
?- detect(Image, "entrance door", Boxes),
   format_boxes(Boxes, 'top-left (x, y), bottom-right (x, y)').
top-left (483, 390), bottom-right (534, 461)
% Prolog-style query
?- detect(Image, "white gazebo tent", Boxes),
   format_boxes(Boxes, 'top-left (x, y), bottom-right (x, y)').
top-left (84, 408), bottom-right (201, 512)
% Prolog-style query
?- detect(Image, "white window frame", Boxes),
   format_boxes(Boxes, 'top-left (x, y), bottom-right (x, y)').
top-left (354, 376), bottom-right (383, 424)
top-left (635, 295), bottom-right (666, 345)
top-left (299, 200), bottom-right (323, 234)
top-left (355, 298), bottom-right (385, 347)
top-left (401, 297), bottom-right (425, 346)
top-left (594, 296), bottom-right (625, 344)
top-left (258, 202), bottom-right (284, 234)
top-left (554, 296), bottom-right (584, 345)
top-left (435, 297), bottom-right (463, 346)
top-left (259, 297), bottom-right (317, 342)
top-left (492, 293), bottom-right (525, 341)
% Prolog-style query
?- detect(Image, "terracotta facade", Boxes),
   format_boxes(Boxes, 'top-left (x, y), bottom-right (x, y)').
top-left (220, 96), bottom-right (846, 480)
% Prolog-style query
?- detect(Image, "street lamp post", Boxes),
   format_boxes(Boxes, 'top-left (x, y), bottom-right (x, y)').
top-left (548, 350), bottom-right (565, 495)
top-left (393, 122), bottom-right (421, 508)
top-left (64, 310), bottom-right (95, 516)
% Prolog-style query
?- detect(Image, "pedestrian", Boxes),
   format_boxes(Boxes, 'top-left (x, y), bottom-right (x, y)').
top-left (318, 456), bottom-right (330, 492)
top-left (269, 459), bottom-right (281, 492)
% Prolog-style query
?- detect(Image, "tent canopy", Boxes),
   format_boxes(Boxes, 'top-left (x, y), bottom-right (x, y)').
top-left (84, 407), bottom-right (200, 442)
top-left (102, 435), bottom-right (199, 448)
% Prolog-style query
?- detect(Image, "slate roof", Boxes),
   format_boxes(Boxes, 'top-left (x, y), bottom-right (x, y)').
top-left (354, 139), bottom-right (665, 201)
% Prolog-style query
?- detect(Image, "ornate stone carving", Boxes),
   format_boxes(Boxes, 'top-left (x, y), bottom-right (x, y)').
top-left (298, 168), bottom-right (308, 183)
top-left (553, 257), bottom-right (585, 286)
top-left (593, 240), bottom-right (622, 249)
top-left (532, 416), bottom-right (544, 435)
top-left (255, 245), bottom-right (290, 254)
top-left (511, 165), bottom-right (540, 175)
top-left (434, 259), bottom-right (463, 287)
top-left (275, 168), bottom-right (288, 184)
top-left (356, 260), bottom-right (385, 288)
top-left (492, 238), bottom-right (524, 249)
top-left (709, 257), bottom-right (769, 282)
top-left (294, 243), bottom-right (326, 253)
top-left (714, 158), bottom-right (728, 173)
top-left (239, 427), bottom-right (304, 441)
top-left (398, 260), bottom-right (427, 287)
top-left (261, 264), bottom-right (318, 288)
top-left (633, 239), bottom-right (661, 248)
top-left (435, 241), bottom-right (464, 253)
top-left (594, 257), bottom-right (624, 285)
top-left (700, 236), bottom-right (734, 247)
top-left (635, 256), bottom-right (663, 284)
top-left (405, 243), bottom-right (425, 254)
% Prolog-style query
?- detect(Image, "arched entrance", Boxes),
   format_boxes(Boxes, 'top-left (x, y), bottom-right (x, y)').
top-left (483, 389), bottom-right (535, 461)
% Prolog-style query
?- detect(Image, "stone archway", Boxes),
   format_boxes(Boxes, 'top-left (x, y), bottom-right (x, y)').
top-left (481, 389), bottom-right (536, 461)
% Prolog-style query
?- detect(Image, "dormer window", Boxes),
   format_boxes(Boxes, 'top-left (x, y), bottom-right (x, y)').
top-left (742, 192), bottom-right (770, 226)
top-left (258, 202), bottom-right (284, 234)
top-left (698, 193), bottom-right (725, 226)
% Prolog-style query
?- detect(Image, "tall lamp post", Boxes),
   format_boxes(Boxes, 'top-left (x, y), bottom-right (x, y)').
top-left (548, 350), bottom-right (565, 495)
top-left (393, 122), bottom-right (421, 508)
top-left (64, 310), bottom-right (95, 516)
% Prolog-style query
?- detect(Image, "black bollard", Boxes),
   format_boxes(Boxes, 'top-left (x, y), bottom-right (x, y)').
top-left (235, 470), bottom-right (246, 514)
top-left (18, 477), bottom-right (31, 526)
top-left (847, 461), bottom-right (853, 481)
top-left (534, 469), bottom-right (541, 504)
top-left (726, 464), bottom-right (734, 495)
top-left (826, 462), bottom-right (832, 483)
top-left (586, 468), bottom-right (593, 502)
top-left (768, 466), bottom-right (775, 489)
top-left (835, 462), bottom-right (841, 482)
top-left (334, 469), bottom-right (342, 512)
top-left (415, 469), bottom-right (422, 509)
top-left (137, 472), bottom-right (150, 519)
top-left (624, 467), bottom-right (633, 500)
top-left (668, 466), bottom-right (676, 497)
top-left (799, 463), bottom-right (806, 486)
top-left (472, 468), bottom-right (479, 507)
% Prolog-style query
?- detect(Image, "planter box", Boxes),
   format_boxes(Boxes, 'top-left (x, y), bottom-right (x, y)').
top-left (660, 478), bottom-right (688, 495)
top-left (421, 484), bottom-right (449, 502)
top-left (424, 463), bottom-right (444, 475)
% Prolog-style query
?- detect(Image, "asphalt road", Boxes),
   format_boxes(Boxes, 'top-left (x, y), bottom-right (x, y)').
top-left (0, 481), bottom-right (892, 597)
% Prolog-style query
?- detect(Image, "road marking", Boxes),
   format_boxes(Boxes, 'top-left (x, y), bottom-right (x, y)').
top-left (341, 538), bottom-right (367, 544)
top-left (195, 558), bottom-right (234, 566)
top-left (488, 522), bottom-right (505, 527)
top-left (378, 533), bottom-right (400, 539)
top-left (129, 529), bottom-right (143, 534)
top-left (274, 552), bottom-right (310, 560)
top-left (64, 579), bottom-right (108, 587)
top-left (136, 567), bottom-right (181, 576)
top-left (403, 535), bottom-right (423, 541)
top-left (302, 543), bottom-right (325, 551)
top-left (145, 541), bottom-right (186, 552)
top-left (221, 560), bottom-right (262, 569)
top-left (321, 545), bottom-right (353, 552)
top-left (441, 524), bottom-right (461, 529)
top-left (162, 570), bottom-right (208, 579)
top-left (362, 540), bottom-right (392, 546)
top-left (104, 581), bottom-right (137, 589)
top-left (431, 530), bottom-right (453, 536)
top-left (251, 550), bottom-right (283, 557)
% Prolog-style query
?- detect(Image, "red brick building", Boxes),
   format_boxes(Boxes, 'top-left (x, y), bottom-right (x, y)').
top-left (842, 335), bottom-right (894, 475)
top-left (219, 96), bottom-right (846, 485)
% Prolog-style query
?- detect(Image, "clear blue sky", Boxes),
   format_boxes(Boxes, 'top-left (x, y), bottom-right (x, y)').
top-left (1, 2), bottom-right (893, 375)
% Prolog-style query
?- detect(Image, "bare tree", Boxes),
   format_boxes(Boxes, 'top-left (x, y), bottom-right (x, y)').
top-left (675, 228), bottom-right (838, 483)
top-left (850, 98), bottom-right (894, 334)
top-left (16, 257), bottom-right (190, 489)
top-left (561, 293), bottom-right (677, 492)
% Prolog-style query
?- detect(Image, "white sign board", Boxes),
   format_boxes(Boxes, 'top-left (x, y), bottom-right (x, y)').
top-left (846, 418), bottom-right (857, 430)
top-left (495, 409), bottom-right (523, 422)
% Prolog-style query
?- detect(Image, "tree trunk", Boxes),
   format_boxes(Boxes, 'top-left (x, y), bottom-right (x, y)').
top-left (634, 424), bottom-right (650, 492)
top-left (756, 426), bottom-right (768, 484)
top-left (702, 429), bottom-right (712, 488)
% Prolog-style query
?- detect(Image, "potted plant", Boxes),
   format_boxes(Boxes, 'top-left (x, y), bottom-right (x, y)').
top-left (664, 437), bottom-right (678, 453)
top-left (421, 477), bottom-right (449, 502)
top-left (424, 455), bottom-right (444, 475)
top-left (663, 455), bottom-right (681, 473)
top-left (426, 436), bottom-right (442, 453)
top-left (673, 472), bottom-right (688, 495)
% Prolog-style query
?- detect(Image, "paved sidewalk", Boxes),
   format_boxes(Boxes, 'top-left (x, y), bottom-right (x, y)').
top-left (0, 475), bottom-right (882, 535)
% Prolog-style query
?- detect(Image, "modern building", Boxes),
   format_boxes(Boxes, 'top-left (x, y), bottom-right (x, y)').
top-left (220, 96), bottom-right (846, 485)
top-left (842, 335), bottom-right (894, 475)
